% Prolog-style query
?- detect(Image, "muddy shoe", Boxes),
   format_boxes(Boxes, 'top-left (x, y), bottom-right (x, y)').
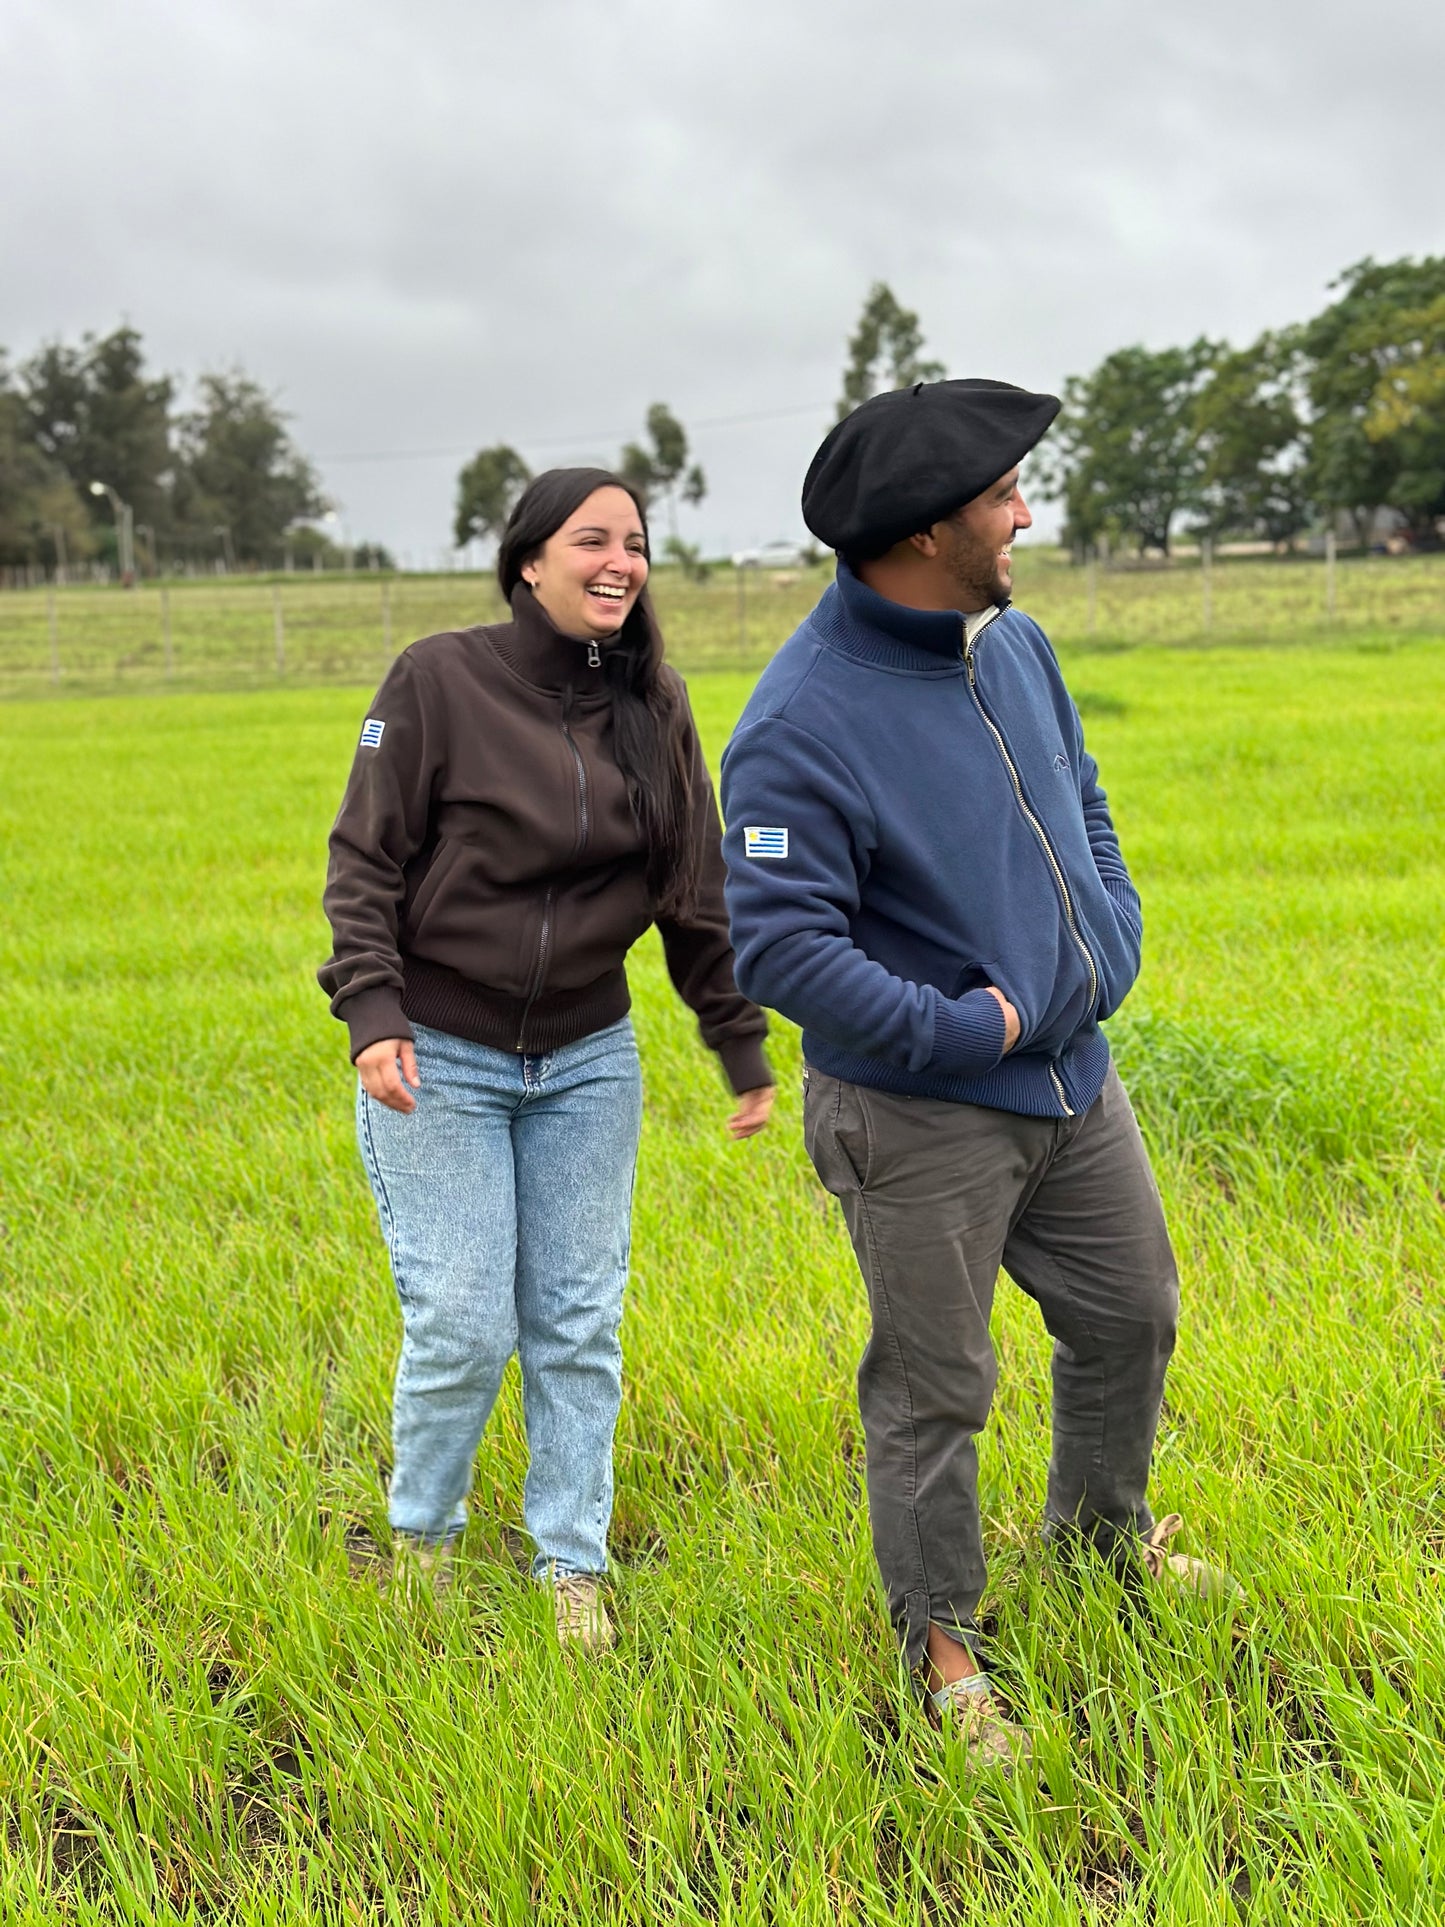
top-left (390, 1531), bottom-right (456, 1600)
top-left (551, 1571), bottom-right (614, 1652)
top-left (1140, 1513), bottom-right (1243, 1601)
top-left (929, 1673), bottom-right (1031, 1773)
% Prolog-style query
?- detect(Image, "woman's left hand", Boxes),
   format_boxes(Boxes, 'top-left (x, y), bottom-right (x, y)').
top-left (727, 1086), bottom-right (775, 1140)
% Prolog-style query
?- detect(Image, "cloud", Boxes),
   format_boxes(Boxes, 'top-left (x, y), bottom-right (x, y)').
top-left (3, 0), bottom-right (1441, 561)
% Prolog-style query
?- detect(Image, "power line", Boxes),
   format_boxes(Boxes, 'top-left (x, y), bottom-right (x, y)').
top-left (317, 398), bottom-right (834, 467)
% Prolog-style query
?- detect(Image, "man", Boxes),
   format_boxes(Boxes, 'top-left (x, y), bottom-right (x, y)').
top-left (720, 380), bottom-right (1221, 1768)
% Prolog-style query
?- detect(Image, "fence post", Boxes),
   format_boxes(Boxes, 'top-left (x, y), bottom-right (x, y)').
top-left (273, 584), bottom-right (286, 675)
top-left (48, 586), bottom-right (60, 684)
top-left (1087, 547), bottom-right (1098, 637)
top-left (1324, 528), bottom-right (1337, 620)
top-left (162, 583), bottom-right (173, 679)
top-left (737, 566), bottom-right (748, 653)
top-left (1201, 535), bottom-right (1213, 632)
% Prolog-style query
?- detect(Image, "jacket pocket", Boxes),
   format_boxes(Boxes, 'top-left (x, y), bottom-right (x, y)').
top-left (976, 957), bottom-right (1040, 1051)
top-left (1088, 907), bottom-right (1141, 1023)
top-left (403, 842), bottom-right (535, 996)
top-left (949, 959), bottom-right (992, 1000)
top-left (406, 838), bottom-right (461, 934)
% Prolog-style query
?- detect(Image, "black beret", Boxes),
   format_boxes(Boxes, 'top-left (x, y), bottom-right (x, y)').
top-left (802, 378), bottom-right (1061, 558)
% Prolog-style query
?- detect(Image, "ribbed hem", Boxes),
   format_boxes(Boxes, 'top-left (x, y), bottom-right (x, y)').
top-left (715, 1034), bottom-right (773, 1096)
top-left (340, 985), bottom-right (414, 1062)
top-left (803, 1026), bottom-right (1112, 1119)
top-left (928, 989), bottom-right (1007, 1079)
top-left (401, 955), bottom-right (631, 1056)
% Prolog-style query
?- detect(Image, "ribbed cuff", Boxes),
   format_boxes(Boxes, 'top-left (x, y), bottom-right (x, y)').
top-left (928, 988), bottom-right (1007, 1077)
top-left (1103, 872), bottom-right (1143, 936)
top-left (715, 1033), bottom-right (773, 1096)
top-left (339, 986), bottom-right (414, 1062)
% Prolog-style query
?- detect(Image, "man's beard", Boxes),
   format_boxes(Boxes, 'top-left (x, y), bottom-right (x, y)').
top-left (944, 525), bottom-right (1006, 609)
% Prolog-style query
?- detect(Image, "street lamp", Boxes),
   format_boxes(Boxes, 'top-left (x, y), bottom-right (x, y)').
top-left (90, 481), bottom-right (136, 587)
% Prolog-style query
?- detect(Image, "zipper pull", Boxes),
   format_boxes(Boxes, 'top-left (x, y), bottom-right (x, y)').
top-left (586, 641), bottom-right (601, 669)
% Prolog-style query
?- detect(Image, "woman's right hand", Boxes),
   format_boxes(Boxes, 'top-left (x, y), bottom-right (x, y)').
top-left (356, 1038), bottom-right (421, 1113)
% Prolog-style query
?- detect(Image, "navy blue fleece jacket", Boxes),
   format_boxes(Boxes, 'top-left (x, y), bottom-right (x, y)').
top-left (719, 563), bottom-right (1142, 1118)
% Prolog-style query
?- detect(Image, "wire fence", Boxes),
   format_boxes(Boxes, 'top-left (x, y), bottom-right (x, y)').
top-left (1, 551), bottom-right (1441, 699)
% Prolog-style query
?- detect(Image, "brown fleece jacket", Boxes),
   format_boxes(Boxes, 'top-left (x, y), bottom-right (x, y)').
top-left (318, 586), bottom-right (771, 1094)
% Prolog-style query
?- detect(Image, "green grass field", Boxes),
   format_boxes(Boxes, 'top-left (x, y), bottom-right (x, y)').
top-left (1, 623), bottom-right (1443, 1921)
top-left (1, 547), bottom-right (1443, 695)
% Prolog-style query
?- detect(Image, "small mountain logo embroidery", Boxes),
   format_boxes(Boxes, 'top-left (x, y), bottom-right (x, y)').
top-left (1053, 752), bottom-right (1069, 772)
top-left (360, 718), bottom-right (385, 748)
top-left (744, 826), bottom-right (788, 859)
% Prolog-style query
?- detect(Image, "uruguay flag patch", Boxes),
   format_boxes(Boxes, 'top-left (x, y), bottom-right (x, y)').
top-left (744, 826), bottom-right (789, 859)
top-left (359, 718), bottom-right (385, 748)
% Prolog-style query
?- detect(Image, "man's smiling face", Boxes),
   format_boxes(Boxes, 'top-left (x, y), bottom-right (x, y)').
top-left (940, 466), bottom-right (1033, 610)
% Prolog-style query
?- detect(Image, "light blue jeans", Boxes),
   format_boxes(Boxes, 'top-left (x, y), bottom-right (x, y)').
top-left (357, 1017), bottom-right (643, 1575)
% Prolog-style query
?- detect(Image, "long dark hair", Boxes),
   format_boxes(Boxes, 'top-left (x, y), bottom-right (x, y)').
top-left (497, 468), bottom-right (699, 919)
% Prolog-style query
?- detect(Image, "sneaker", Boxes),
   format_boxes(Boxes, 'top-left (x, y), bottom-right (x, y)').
top-left (928, 1672), bottom-right (1032, 1773)
top-left (1139, 1513), bottom-right (1243, 1601)
top-left (551, 1570), bottom-right (614, 1651)
top-left (391, 1531), bottom-right (456, 1599)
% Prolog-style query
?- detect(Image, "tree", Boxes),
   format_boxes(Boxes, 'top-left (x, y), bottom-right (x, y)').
top-left (284, 524), bottom-right (346, 570)
top-left (1034, 340), bottom-right (1218, 556)
top-left (1363, 291), bottom-right (1445, 439)
top-left (1190, 335), bottom-right (1309, 548)
top-left (617, 403), bottom-right (705, 540)
top-left (1353, 287), bottom-right (1445, 545)
top-left (454, 444), bottom-right (532, 550)
top-left (173, 371), bottom-right (325, 564)
top-left (0, 364), bottom-right (94, 570)
top-left (18, 325), bottom-right (174, 545)
top-left (1298, 255), bottom-right (1445, 543)
top-left (836, 283), bottom-right (945, 419)
top-left (661, 534), bottom-right (709, 583)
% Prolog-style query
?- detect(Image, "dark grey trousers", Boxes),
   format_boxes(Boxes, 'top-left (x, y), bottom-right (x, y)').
top-left (804, 1061), bottom-right (1179, 1678)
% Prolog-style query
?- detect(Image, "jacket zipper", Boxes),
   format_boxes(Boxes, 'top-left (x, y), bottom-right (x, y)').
top-left (1048, 1064), bottom-right (1075, 1118)
top-left (964, 613), bottom-right (1093, 1119)
top-left (559, 689), bottom-right (590, 861)
top-left (516, 682), bottom-right (592, 1051)
top-left (515, 885), bottom-right (555, 1051)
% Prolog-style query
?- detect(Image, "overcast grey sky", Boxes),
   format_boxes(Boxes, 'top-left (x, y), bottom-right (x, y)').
top-left (5, 0), bottom-right (1442, 563)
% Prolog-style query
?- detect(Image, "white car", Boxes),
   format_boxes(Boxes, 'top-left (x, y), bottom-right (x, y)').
top-left (731, 539), bottom-right (808, 570)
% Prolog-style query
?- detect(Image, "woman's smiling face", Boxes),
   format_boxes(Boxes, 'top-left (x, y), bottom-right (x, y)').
top-left (523, 486), bottom-right (650, 641)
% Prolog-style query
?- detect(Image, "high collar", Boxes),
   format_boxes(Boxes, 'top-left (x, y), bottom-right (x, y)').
top-left (491, 582), bottom-right (616, 697)
top-left (831, 560), bottom-right (1007, 670)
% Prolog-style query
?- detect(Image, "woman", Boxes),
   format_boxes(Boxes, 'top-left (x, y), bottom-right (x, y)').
top-left (319, 469), bottom-right (773, 1647)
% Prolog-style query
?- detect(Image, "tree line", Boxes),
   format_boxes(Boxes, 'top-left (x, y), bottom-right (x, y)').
top-left (451, 297), bottom-right (942, 572)
top-left (0, 327), bottom-right (344, 576)
top-left (838, 261), bottom-right (1445, 558)
top-left (10, 256), bottom-right (1439, 580)
top-left (1035, 256), bottom-right (1445, 556)
top-left (455, 401), bottom-right (711, 577)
